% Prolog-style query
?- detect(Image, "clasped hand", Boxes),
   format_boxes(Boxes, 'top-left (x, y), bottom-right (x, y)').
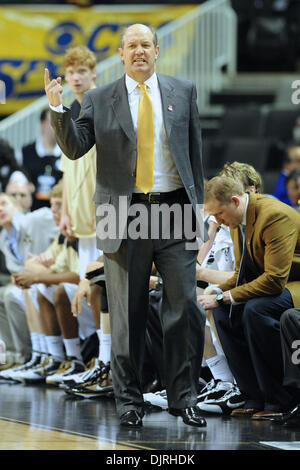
top-left (11, 271), bottom-right (35, 289)
top-left (197, 294), bottom-right (219, 311)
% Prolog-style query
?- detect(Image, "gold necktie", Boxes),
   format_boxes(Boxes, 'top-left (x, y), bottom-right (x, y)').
top-left (136, 83), bottom-right (154, 194)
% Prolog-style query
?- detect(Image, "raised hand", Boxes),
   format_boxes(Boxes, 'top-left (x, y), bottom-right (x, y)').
top-left (44, 68), bottom-right (63, 107)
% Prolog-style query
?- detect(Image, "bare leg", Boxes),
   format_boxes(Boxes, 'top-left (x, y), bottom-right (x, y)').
top-left (90, 284), bottom-right (101, 330)
top-left (37, 290), bottom-right (60, 336)
top-left (24, 290), bottom-right (44, 334)
top-left (204, 325), bottom-right (218, 360)
top-left (53, 284), bottom-right (78, 339)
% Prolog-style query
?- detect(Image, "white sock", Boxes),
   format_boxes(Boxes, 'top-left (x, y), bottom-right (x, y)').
top-left (96, 329), bottom-right (102, 360)
top-left (45, 335), bottom-right (65, 361)
top-left (99, 332), bottom-right (111, 365)
top-left (63, 338), bottom-right (83, 362)
top-left (39, 334), bottom-right (48, 354)
top-left (30, 332), bottom-right (41, 353)
top-left (206, 354), bottom-right (234, 383)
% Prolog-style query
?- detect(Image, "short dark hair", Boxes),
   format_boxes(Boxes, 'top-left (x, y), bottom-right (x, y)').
top-left (0, 138), bottom-right (15, 165)
top-left (40, 108), bottom-right (50, 122)
top-left (285, 168), bottom-right (300, 186)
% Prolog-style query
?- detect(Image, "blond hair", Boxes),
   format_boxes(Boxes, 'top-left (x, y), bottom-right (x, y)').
top-left (63, 45), bottom-right (97, 71)
top-left (220, 161), bottom-right (263, 193)
top-left (49, 180), bottom-right (63, 200)
top-left (205, 176), bottom-right (244, 204)
top-left (0, 192), bottom-right (21, 207)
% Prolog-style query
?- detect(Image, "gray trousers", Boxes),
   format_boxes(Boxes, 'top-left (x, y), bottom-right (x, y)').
top-left (103, 194), bottom-right (206, 417)
top-left (0, 284), bottom-right (31, 363)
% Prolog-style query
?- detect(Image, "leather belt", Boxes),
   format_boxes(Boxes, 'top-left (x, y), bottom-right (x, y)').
top-left (131, 187), bottom-right (186, 204)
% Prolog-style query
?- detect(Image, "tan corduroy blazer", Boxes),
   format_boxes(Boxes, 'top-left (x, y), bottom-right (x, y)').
top-left (219, 192), bottom-right (300, 307)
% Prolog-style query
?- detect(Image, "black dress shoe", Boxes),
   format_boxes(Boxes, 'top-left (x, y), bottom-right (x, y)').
top-left (271, 404), bottom-right (300, 427)
top-left (169, 406), bottom-right (207, 427)
top-left (120, 410), bottom-right (143, 428)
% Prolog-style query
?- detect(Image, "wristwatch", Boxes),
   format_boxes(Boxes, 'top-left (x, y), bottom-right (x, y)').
top-left (215, 292), bottom-right (224, 305)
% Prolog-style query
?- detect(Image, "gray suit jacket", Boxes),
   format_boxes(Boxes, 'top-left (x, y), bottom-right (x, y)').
top-left (51, 73), bottom-right (204, 253)
top-left (0, 208), bottom-right (58, 273)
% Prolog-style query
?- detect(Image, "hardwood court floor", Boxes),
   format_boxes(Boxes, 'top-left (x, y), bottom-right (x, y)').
top-left (0, 381), bottom-right (300, 452)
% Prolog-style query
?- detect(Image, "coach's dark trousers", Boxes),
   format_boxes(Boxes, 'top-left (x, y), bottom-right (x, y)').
top-left (104, 189), bottom-right (206, 417)
top-left (213, 289), bottom-right (295, 410)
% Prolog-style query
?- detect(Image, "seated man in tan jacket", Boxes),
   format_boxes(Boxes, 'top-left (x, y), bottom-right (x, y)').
top-left (198, 176), bottom-right (300, 420)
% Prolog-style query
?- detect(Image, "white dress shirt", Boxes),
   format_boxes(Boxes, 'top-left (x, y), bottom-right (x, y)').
top-left (50, 73), bottom-right (183, 193)
top-left (229, 193), bottom-right (249, 304)
top-left (125, 73), bottom-right (183, 193)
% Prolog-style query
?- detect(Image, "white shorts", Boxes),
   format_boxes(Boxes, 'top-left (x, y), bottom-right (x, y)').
top-left (78, 237), bottom-right (102, 280)
top-left (27, 285), bottom-right (40, 311)
top-left (10, 285), bottom-right (26, 310)
top-left (36, 282), bottom-right (97, 340)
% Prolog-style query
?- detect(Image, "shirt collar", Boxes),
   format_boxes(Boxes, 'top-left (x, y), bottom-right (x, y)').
top-left (3, 210), bottom-right (23, 238)
top-left (125, 72), bottom-right (158, 95)
top-left (241, 193), bottom-right (249, 227)
top-left (4, 224), bottom-right (17, 241)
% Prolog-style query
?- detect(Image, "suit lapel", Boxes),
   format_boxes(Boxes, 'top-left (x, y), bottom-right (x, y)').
top-left (157, 74), bottom-right (175, 140)
top-left (111, 76), bottom-right (136, 144)
top-left (110, 74), bottom-right (176, 142)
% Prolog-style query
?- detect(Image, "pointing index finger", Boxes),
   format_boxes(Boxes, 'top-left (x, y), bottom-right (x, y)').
top-left (44, 68), bottom-right (50, 87)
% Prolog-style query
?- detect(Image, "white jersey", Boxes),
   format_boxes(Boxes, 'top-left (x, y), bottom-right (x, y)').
top-left (202, 216), bottom-right (235, 272)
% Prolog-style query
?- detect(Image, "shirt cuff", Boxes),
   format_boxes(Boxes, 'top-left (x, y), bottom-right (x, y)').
top-left (228, 291), bottom-right (235, 304)
top-left (213, 287), bottom-right (223, 295)
top-left (229, 290), bottom-right (244, 305)
top-left (49, 103), bottom-right (64, 113)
